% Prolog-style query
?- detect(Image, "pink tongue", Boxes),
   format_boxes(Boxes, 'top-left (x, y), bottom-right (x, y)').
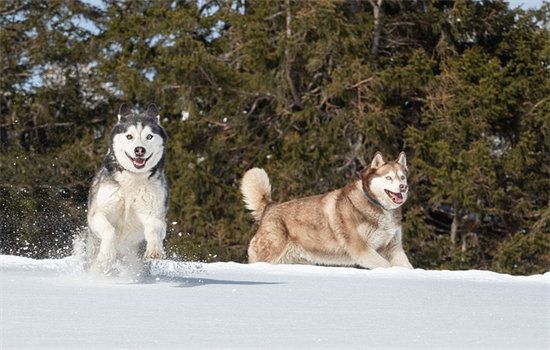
top-left (392, 193), bottom-right (403, 203)
top-left (134, 158), bottom-right (145, 165)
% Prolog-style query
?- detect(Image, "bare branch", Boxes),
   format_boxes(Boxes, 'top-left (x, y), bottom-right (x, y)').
top-left (265, 10), bottom-right (284, 21)
top-left (350, 77), bottom-right (374, 89)
top-left (0, 3), bottom-right (30, 16)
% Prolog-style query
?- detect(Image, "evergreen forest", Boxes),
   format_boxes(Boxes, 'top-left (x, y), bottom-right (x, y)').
top-left (1, 0), bottom-right (548, 274)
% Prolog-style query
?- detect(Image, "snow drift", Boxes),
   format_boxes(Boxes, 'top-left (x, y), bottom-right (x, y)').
top-left (1, 255), bottom-right (548, 349)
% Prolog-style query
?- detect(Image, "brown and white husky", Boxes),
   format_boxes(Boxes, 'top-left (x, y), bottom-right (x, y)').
top-left (240, 152), bottom-right (413, 269)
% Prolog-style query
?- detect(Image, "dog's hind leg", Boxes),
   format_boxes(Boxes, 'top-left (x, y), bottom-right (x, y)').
top-left (248, 228), bottom-right (289, 264)
top-left (88, 212), bottom-right (117, 273)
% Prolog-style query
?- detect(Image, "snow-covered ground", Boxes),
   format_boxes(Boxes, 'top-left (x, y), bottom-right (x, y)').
top-left (1, 255), bottom-right (549, 349)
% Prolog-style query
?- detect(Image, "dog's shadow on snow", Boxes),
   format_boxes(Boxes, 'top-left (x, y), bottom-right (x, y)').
top-left (135, 275), bottom-right (284, 288)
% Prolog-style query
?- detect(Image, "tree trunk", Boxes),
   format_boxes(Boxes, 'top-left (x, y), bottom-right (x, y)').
top-left (369, 0), bottom-right (384, 56)
top-left (450, 209), bottom-right (459, 245)
top-left (284, 0), bottom-right (301, 108)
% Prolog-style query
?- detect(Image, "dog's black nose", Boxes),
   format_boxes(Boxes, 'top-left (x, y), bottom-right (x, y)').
top-left (399, 184), bottom-right (408, 192)
top-left (134, 147), bottom-right (146, 157)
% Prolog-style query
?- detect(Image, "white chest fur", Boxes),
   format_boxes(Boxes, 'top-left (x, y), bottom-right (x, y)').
top-left (92, 171), bottom-right (166, 230)
top-left (357, 211), bottom-right (400, 251)
top-left (112, 171), bottom-right (166, 216)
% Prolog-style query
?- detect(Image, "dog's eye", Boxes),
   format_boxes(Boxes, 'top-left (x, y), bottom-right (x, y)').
top-left (400, 176), bottom-right (405, 180)
top-left (126, 134), bottom-right (133, 140)
top-left (146, 134), bottom-right (153, 140)
top-left (385, 176), bottom-right (392, 181)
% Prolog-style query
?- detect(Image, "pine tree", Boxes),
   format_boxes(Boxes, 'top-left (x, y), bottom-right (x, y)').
top-left (1, 1), bottom-right (548, 273)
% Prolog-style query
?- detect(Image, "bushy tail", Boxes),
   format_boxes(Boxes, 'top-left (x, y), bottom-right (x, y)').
top-left (241, 168), bottom-right (272, 221)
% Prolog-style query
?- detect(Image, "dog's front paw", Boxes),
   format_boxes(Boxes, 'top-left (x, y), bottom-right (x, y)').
top-left (91, 250), bottom-right (117, 275)
top-left (391, 262), bottom-right (414, 269)
top-left (97, 245), bottom-right (116, 263)
top-left (376, 260), bottom-right (392, 269)
top-left (144, 243), bottom-right (165, 260)
top-left (390, 255), bottom-right (414, 269)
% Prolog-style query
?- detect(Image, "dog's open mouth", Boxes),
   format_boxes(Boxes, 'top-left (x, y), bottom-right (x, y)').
top-left (385, 190), bottom-right (404, 204)
top-left (126, 153), bottom-right (152, 169)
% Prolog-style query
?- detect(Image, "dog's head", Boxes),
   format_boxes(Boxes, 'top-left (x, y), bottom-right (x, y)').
top-left (110, 103), bottom-right (168, 174)
top-left (361, 152), bottom-right (409, 210)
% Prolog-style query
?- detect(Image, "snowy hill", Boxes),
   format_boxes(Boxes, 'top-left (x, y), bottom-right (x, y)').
top-left (1, 255), bottom-right (549, 349)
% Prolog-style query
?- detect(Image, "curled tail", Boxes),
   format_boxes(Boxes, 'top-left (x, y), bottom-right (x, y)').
top-left (241, 168), bottom-right (272, 221)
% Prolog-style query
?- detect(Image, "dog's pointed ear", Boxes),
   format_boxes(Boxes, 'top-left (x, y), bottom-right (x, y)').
top-left (370, 152), bottom-right (385, 169)
top-left (118, 104), bottom-right (132, 122)
top-left (146, 103), bottom-right (160, 123)
top-left (397, 151), bottom-right (408, 171)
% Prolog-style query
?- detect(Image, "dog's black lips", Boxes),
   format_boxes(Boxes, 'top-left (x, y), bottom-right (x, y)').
top-left (125, 152), bottom-right (153, 169)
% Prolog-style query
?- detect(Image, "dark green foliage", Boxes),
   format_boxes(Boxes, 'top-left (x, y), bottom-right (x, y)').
top-left (0, 185), bottom-right (85, 257)
top-left (1, 0), bottom-right (548, 274)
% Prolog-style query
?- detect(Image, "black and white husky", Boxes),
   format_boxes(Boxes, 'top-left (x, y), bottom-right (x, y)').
top-left (79, 104), bottom-right (168, 274)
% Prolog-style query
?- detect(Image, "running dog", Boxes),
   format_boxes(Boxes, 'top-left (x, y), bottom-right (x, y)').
top-left (241, 152), bottom-right (413, 269)
top-left (84, 104), bottom-right (168, 274)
